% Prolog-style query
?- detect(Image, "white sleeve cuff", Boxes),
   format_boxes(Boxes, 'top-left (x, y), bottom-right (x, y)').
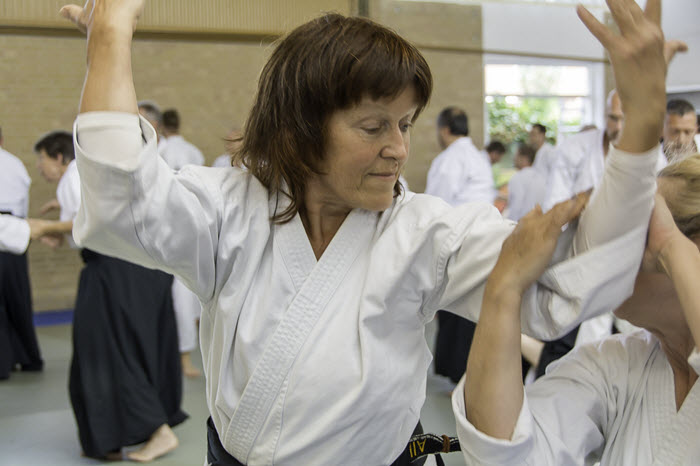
top-left (689, 348), bottom-right (700, 375)
top-left (606, 143), bottom-right (662, 170)
top-left (74, 112), bottom-right (153, 172)
top-left (452, 375), bottom-right (533, 465)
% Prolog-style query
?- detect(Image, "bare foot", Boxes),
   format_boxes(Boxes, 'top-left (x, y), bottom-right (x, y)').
top-left (127, 424), bottom-right (178, 463)
top-left (181, 352), bottom-right (201, 378)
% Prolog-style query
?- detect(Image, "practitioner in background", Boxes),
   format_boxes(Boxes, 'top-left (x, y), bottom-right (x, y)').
top-left (32, 130), bottom-right (188, 462)
top-left (0, 126), bottom-right (42, 380)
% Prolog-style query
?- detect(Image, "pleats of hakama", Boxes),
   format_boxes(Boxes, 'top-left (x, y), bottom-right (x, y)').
top-left (69, 249), bottom-right (188, 458)
top-left (0, 251), bottom-right (43, 380)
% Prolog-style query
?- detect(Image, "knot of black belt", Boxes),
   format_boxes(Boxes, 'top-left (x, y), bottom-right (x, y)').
top-left (405, 433), bottom-right (460, 462)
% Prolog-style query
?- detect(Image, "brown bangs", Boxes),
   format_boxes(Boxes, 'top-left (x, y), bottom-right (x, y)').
top-left (233, 13), bottom-right (433, 223)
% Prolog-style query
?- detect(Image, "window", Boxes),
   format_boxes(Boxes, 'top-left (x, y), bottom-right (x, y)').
top-left (484, 56), bottom-right (604, 147)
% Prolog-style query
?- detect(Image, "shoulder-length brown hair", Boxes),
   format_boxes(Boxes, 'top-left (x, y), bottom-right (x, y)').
top-left (231, 13), bottom-right (433, 223)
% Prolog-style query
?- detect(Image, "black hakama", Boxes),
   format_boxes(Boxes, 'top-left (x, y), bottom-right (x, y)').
top-left (69, 249), bottom-right (188, 458)
top-left (0, 250), bottom-right (43, 379)
top-left (433, 310), bottom-right (476, 384)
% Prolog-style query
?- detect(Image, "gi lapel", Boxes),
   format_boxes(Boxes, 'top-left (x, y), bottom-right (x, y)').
top-left (224, 208), bottom-right (376, 463)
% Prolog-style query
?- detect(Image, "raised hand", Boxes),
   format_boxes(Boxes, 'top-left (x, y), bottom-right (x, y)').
top-left (664, 39), bottom-right (689, 67)
top-left (488, 191), bottom-right (591, 297)
top-left (60, 0), bottom-right (145, 36)
top-left (578, 0), bottom-right (666, 153)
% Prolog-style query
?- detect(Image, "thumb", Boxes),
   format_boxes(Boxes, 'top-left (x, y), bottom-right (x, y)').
top-left (60, 4), bottom-right (83, 24)
top-left (548, 190), bottom-right (591, 228)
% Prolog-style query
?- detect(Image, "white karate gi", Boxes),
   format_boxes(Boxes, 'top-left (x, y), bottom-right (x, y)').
top-left (72, 112), bottom-right (657, 466)
top-left (212, 154), bottom-right (231, 168)
top-left (0, 147), bottom-right (31, 217)
top-left (531, 142), bottom-right (556, 182)
top-left (0, 215), bottom-right (29, 254)
top-left (453, 330), bottom-right (700, 465)
top-left (160, 134), bottom-right (205, 353)
top-left (506, 167), bottom-right (546, 222)
top-left (425, 137), bottom-right (495, 206)
top-left (543, 129), bottom-right (668, 346)
top-left (161, 134), bottom-right (205, 171)
top-left (57, 160), bottom-right (81, 248)
top-left (544, 129), bottom-right (667, 211)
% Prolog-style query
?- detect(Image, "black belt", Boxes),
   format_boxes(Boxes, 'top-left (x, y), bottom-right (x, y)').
top-left (206, 417), bottom-right (459, 465)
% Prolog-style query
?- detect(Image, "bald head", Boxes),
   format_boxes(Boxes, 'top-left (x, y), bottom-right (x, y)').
top-left (605, 90), bottom-right (623, 145)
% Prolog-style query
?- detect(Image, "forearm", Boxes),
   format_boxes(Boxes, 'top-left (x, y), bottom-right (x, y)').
top-left (41, 220), bottom-right (74, 236)
top-left (659, 235), bottom-right (700, 351)
top-left (81, 24), bottom-right (137, 114)
top-left (574, 145), bottom-right (658, 254)
top-left (465, 285), bottom-right (524, 440)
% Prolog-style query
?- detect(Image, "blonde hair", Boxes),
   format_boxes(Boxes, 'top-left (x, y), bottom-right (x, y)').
top-left (659, 152), bottom-right (700, 237)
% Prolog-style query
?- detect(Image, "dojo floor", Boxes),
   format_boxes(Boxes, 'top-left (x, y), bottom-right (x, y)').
top-left (0, 318), bottom-right (466, 466)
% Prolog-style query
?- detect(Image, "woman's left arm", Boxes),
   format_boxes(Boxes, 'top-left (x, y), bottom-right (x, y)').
top-left (649, 195), bottom-right (700, 351)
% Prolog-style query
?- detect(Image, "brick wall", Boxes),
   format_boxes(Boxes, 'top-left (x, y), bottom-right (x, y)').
top-left (1, 2), bottom-right (485, 311)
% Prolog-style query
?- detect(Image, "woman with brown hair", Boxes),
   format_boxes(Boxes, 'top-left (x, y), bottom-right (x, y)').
top-left (61, 0), bottom-right (666, 463)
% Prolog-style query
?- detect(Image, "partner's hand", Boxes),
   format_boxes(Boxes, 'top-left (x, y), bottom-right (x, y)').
top-left (488, 191), bottom-right (591, 296)
top-left (60, 0), bottom-right (145, 35)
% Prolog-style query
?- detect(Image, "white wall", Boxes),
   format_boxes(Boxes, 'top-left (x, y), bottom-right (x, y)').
top-left (481, 0), bottom-right (700, 92)
top-left (482, 2), bottom-right (605, 60)
top-left (662, 0), bottom-right (700, 92)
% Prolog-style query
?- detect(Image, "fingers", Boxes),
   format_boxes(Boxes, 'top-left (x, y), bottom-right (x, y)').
top-left (547, 191), bottom-right (590, 229)
top-left (606, 0), bottom-right (641, 35)
top-left (60, 4), bottom-right (86, 32)
top-left (576, 5), bottom-right (615, 49)
top-left (644, 0), bottom-right (661, 26)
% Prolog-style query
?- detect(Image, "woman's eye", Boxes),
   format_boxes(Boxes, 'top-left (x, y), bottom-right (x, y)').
top-left (362, 127), bottom-right (382, 135)
top-left (400, 123), bottom-right (413, 132)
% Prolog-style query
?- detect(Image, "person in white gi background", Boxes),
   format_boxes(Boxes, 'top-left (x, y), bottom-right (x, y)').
top-left (0, 126), bottom-right (43, 379)
top-left (529, 123), bottom-right (557, 182)
top-left (160, 108), bottom-right (206, 377)
top-left (425, 106), bottom-right (496, 206)
top-left (425, 107), bottom-right (497, 387)
top-left (32, 130), bottom-right (188, 462)
top-left (213, 128), bottom-right (242, 168)
top-left (138, 100), bottom-right (167, 156)
top-left (506, 144), bottom-right (546, 222)
top-left (663, 99), bottom-right (698, 162)
top-left (484, 140), bottom-right (506, 166)
top-left (62, 0), bottom-right (660, 464)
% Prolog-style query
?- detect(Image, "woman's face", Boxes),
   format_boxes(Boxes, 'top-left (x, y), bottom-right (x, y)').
top-left (310, 86), bottom-right (418, 213)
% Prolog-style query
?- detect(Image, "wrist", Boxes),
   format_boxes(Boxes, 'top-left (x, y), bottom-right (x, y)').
top-left (484, 279), bottom-right (525, 313)
top-left (87, 21), bottom-right (134, 51)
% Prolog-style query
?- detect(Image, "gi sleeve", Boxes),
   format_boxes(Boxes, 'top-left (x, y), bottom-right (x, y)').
top-left (0, 215), bottom-right (30, 254)
top-left (431, 145), bottom-right (657, 340)
top-left (452, 342), bottom-right (617, 465)
top-left (542, 142), bottom-right (582, 212)
top-left (72, 112), bottom-right (225, 301)
top-left (424, 155), bottom-right (460, 206)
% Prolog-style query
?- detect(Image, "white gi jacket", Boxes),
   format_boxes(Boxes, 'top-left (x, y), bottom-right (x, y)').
top-left (0, 147), bottom-right (31, 217)
top-left (425, 137), bottom-right (495, 206)
top-left (0, 214), bottom-right (29, 254)
top-left (162, 134), bottom-right (205, 171)
top-left (454, 330), bottom-right (700, 465)
top-left (544, 129), bottom-right (668, 346)
top-left (73, 112), bottom-right (657, 465)
top-left (506, 167), bottom-right (546, 222)
top-left (543, 129), bottom-right (667, 211)
top-left (56, 160), bottom-right (81, 248)
top-left (531, 142), bottom-right (556, 182)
